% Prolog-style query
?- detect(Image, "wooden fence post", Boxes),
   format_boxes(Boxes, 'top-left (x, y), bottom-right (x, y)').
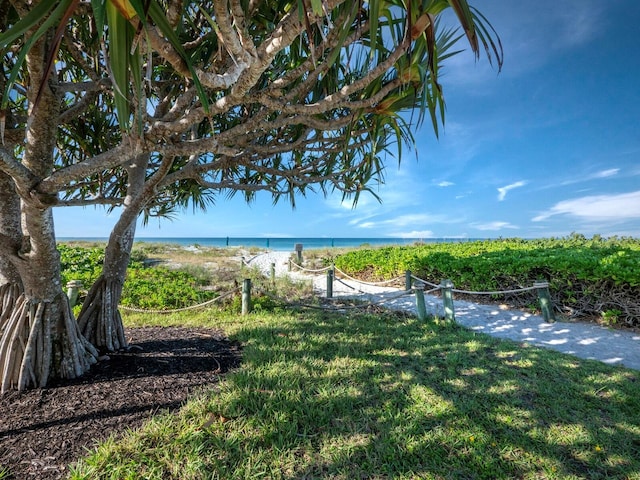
top-left (242, 279), bottom-right (252, 316)
top-left (405, 270), bottom-right (412, 290)
top-left (440, 279), bottom-right (455, 322)
top-left (326, 268), bottom-right (334, 298)
top-left (66, 280), bottom-right (82, 307)
top-left (534, 281), bottom-right (556, 323)
top-left (414, 287), bottom-right (427, 321)
top-left (270, 262), bottom-right (276, 286)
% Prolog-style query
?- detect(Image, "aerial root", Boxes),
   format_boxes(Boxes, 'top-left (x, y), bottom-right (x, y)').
top-left (1, 294), bottom-right (97, 392)
top-left (77, 276), bottom-right (127, 352)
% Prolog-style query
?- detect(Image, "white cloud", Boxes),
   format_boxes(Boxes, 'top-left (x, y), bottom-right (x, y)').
top-left (593, 168), bottom-right (619, 178)
top-left (538, 167), bottom-right (622, 191)
top-left (438, 181), bottom-right (455, 187)
top-left (261, 232), bottom-right (293, 238)
top-left (388, 230), bottom-right (436, 239)
top-left (471, 221), bottom-right (518, 231)
top-left (354, 213), bottom-right (450, 230)
top-left (497, 181), bottom-right (527, 201)
top-left (384, 214), bottom-right (437, 227)
top-left (349, 213), bottom-right (463, 232)
top-left (533, 191), bottom-right (640, 221)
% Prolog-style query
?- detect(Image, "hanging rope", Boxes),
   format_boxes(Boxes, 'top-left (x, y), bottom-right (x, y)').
top-left (291, 263), bottom-right (332, 274)
top-left (119, 288), bottom-right (240, 314)
top-left (334, 266), bottom-right (404, 286)
top-left (450, 285), bottom-right (540, 296)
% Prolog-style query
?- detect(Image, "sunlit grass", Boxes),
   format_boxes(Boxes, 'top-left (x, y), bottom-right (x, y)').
top-left (70, 307), bottom-right (640, 479)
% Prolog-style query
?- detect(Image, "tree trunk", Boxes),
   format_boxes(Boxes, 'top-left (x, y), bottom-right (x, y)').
top-left (0, 34), bottom-right (98, 391)
top-left (76, 156), bottom-right (147, 352)
top-left (0, 172), bottom-right (24, 334)
top-left (76, 226), bottom-right (134, 352)
top-left (0, 291), bottom-right (98, 392)
top-left (0, 283), bottom-right (22, 335)
top-left (0, 205), bottom-right (98, 393)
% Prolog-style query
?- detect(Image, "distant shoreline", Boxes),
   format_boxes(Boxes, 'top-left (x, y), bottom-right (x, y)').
top-left (57, 236), bottom-right (484, 252)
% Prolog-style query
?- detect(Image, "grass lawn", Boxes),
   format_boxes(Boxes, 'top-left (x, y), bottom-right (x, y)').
top-left (71, 306), bottom-right (640, 479)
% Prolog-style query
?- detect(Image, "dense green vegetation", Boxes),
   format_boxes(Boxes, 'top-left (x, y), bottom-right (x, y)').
top-left (58, 243), bottom-right (303, 313)
top-left (70, 308), bottom-right (640, 479)
top-left (59, 244), bottom-right (218, 310)
top-left (58, 235), bottom-right (640, 325)
top-left (334, 235), bottom-right (640, 327)
top-left (59, 244), bottom-right (107, 289)
top-left (44, 240), bottom-right (640, 478)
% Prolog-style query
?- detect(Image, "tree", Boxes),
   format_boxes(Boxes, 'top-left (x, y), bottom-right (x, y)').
top-left (0, 0), bottom-right (502, 391)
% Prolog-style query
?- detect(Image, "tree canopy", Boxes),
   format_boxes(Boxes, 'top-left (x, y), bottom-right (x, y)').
top-left (0, 0), bottom-right (502, 391)
top-left (1, 0), bottom-right (502, 212)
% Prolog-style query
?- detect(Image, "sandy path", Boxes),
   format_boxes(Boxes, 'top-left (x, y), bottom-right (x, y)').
top-left (246, 252), bottom-right (640, 371)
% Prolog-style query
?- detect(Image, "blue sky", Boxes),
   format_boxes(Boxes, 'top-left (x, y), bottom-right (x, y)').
top-left (54, 0), bottom-right (640, 239)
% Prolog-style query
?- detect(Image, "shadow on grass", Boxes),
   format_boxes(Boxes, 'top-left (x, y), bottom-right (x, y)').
top-left (75, 308), bottom-right (640, 479)
top-left (220, 310), bottom-right (640, 479)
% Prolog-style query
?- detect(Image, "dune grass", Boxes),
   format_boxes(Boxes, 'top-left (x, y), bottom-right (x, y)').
top-left (68, 304), bottom-right (640, 480)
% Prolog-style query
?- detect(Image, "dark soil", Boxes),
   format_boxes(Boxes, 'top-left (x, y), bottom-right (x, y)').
top-left (0, 326), bottom-right (242, 480)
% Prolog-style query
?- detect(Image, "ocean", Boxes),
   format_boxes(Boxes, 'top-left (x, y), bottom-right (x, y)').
top-left (58, 237), bottom-right (480, 251)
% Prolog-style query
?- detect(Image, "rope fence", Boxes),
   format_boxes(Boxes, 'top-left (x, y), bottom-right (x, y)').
top-left (287, 262), bottom-right (556, 323)
top-left (65, 254), bottom-right (556, 323)
top-left (117, 288), bottom-right (241, 314)
top-left (333, 266), bottom-right (405, 287)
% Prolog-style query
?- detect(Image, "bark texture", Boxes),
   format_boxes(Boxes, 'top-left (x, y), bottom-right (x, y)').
top-left (0, 29), bottom-right (98, 391)
top-left (0, 172), bottom-right (24, 330)
top-left (77, 276), bottom-right (128, 352)
top-left (76, 156), bottom-right (146, 351)
top-left (0, 292), bottom-right (98, 392)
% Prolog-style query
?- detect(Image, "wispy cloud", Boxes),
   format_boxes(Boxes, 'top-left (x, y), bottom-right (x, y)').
top-left (544, 168), bottom-right (620, 190)
top-left (471, 221), bottom-right (518, 231)
top-left (554, 3), bottom-right (603, 48)
top-left (353, 213), bottom-right (457, 231)
top-left (388, 230), bottom-right (436, 239)
top-left (497, 181), bottom-right (527, 201)
top-left (593, 168), bottom-right (619, 178)
top-left (356, 213), bottom-right (442, 229)
top-left (438, 181), bottom-right (455, 187)
top-left (359, 221), bottom-right (376, 229)
top-left (533, 190), bottom-right (640, 221)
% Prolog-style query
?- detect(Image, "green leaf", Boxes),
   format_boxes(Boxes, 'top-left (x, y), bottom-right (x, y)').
top-left (106, 0), bottom-right (133, 129)
top-left (147, 0), bottom-right (210, 114)
top-left (309, 0), bottom-right (324, 17)
top-left (1, 0), bottom-right (75, 110)
top-left (91, 0), bottom-right (107, 36)
top-left (0, 0), bottom-right (60, 47)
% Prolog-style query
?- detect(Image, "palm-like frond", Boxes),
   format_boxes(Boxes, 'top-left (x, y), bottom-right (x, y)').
top-left (2, 0), bottom-right (503, 221)
top-left (0, 0), bottom-right (210, 135)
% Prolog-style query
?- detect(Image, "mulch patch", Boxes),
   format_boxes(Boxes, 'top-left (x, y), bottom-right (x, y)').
top-left (0, 326), bottom-right (242, 480)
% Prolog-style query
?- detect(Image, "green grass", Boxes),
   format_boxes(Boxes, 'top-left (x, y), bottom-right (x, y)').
top-left (69, 306), bottom-right (640, 479)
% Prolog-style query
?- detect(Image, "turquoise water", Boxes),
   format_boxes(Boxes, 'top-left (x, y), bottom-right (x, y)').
top-left (58, 237), bottom-right (481, 251)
